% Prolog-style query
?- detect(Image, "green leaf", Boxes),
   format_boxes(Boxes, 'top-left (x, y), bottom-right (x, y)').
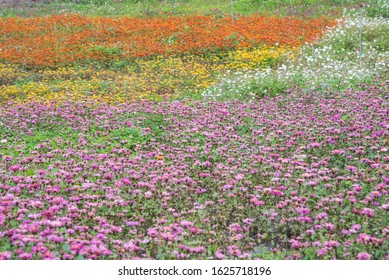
top-left (62, 244), bottom-right (70, 252)
top-left (99, 205), bottom-right (108, 213)
top-left (156, 253), bottom-right (165, 260)
top-left (25, 169), bottom-right (35, 176)
top-left (2, 242), bottom-right (11, 250)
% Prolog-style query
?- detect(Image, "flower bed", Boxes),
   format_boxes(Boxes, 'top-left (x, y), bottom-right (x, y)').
top-left (0, 81), bottom-right (388, 260)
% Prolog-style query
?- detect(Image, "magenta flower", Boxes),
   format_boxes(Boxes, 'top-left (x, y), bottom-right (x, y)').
top-left (215, 250), bottom-right (225, 259)
top-left (147, 228), bottom-right (158, 237)
top-left (316, 248), bottom-right (327, 257)
top-left (0, 251), bottom-right (11, 260)
top-left (144, 191), bottom-right (153, 198)
top-left (290, 239), bottom-right (302, 249)
top-left (27, 223), bottom-right (41, 234)
top-left (9, 165), bottom-right (21, 172)
top-left (180, 220), bottom-right (194, 227)
top-left (357, 252), bottom-right (371, 260)
top-left (63, 254), bottom-right (74, 260)
top-left (357, 233), bottom-right (372, 244)
top-left (189, 227), bottom-right (199, 234)
top-left (121, 178), bottom-right (132, 186)
top-left (18, 253), bottom-right (32, 260)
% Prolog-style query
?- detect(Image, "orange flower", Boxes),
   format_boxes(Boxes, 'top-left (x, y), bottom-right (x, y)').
top-left (0, 14), bottom-right (335, 68)
top-left (156, 155), bottom-right (164, 160)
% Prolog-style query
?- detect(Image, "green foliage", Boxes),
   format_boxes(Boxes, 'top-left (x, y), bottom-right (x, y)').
top-left (250, 76), bottom-right (289, 98)
top-left (1, 0), bottom-right (387, 18)
top-left (140, 113), bottom-right (166, 138)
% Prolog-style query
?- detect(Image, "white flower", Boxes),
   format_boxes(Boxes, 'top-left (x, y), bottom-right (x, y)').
top-left (202, 15), bottom-right (388, 100)
top-left (0, 139), bottom-right (7, 144)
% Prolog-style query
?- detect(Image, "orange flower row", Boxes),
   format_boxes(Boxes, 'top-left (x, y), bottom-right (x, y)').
top-left (0, 14), bottom-right (335, 67)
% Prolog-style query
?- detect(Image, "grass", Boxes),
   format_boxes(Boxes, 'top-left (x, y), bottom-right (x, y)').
top-left (1, 0), bottom-right (388, 18)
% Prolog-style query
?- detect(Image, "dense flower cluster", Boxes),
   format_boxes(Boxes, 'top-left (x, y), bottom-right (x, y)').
top-left (0, 46), bottom-right (294, 104)
top-left (0, 14), bottom-right (334, 67)
top-left (0, 81), bottom-right (388, 260)
top-left (203, 16), bottom-right (389, 99)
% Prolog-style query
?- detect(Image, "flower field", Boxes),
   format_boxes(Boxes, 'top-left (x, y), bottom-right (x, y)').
top-left (0, 14), bottom-right (331, 104)
top-left (204, 16), bottom-right (389, 100)
top-left (0, 46), bottom-right (295, 104)
top-left (0, 14), bottom-right (332, 67)
top-left (0, 81), bottom-right (388, 260)
top-left (0, 0), bottom-right (388, 261)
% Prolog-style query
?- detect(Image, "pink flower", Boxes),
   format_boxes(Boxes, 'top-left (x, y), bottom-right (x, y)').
top-left (232, 234), bottom-right (245, 241)
top-left (215, 250), bottom-right (225, 260)
top-left (180, 220), bottom-right (194, 227)
top-left (332, 114), bottom-right (341, 121)
top-left (324, 240), bottom-right (340, 248)
top-left (250, 197), bottom-right (265, 206)
top-left (360, 208), bottom-right (374, 217)
top-left (290, 239), bottom-right (302, 249)
top-left (96, 233), bottom-right (107, 240)
top-left (126, 221), bottom-right (140, 227)
top-left (27, 223), bottom-right (41, 234)
top-left (147, 228), bottom-right (158, 237)
top-left (297, 208), bottom-right (311, 215)
top-left (357, 233), bottom-right (372, 244)
top-left (121, 178), bottom-right (132, 186)
top-left (315, 212), bottom-right (328, 220)
top-left (350, 224), bottom-right (361, 233)
top-left (357, 252), bottom-right (371, 260)
top-left (189, 227), bottom-right (199, 234)
top-left (316, 248), bottom-right (327, 257)
top-left (243, 218), bottom-right (254, 225)
top-left (0, 251), bottom-right (11, 260)
top-left (18, 253), bottom-right (32, 260)
top-left (144, 191), bottom-right (153, 198)
top-left (306, 229), bottom-right (315, 235)
top-left (70, 243), bottom-right (84, 254)
top-left (10, 165), bottom-right (21, 172)
top-left (227, 245), bottom-right (241, 257)
top-left (123, 241), bottom-right (140, 251)
top-left (228, 223), bottom-right (242, 233)
top-left (312, 241), bottom-right (322, 247)
top-left (239, 253), bottom-right (251, 259)
top-left (353, 185), bottom-right (362, 193)
top-left (324, 223), bottom-right (335, 231)
top-left (191, 246), bottom-right (205, 253)
top-left (63, 254), bottom-right (74, 260)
